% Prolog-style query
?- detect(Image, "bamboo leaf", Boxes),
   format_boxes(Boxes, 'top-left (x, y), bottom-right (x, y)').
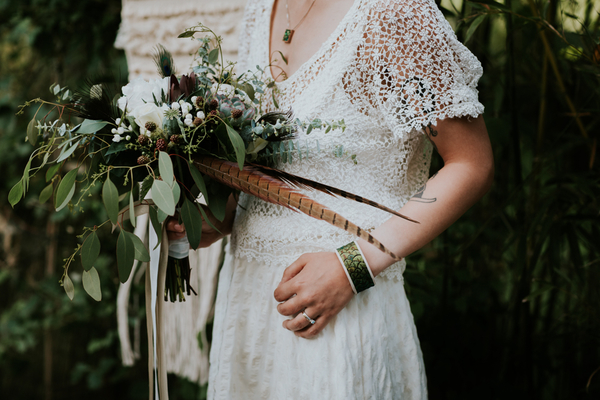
top-left (117, 230), bottom-right (135, 283)
top-left (8, 180), bottom-right (23, 208)
top-left (26, 118), bottom-right (38, 145)
top-left (189, 161), bottom-right (209, 203)
top-left (63, 273), bottom-right (75, 300)
top-left (129, 191), bottom-right (136, 228)
top-left (81, 231), bottom-right (101, 271)
top-left (76, 119), bottom-right (110, 134)
top-left (125, 231), bottom-right (150, 262)
top-left (181, 196), bottom-right (203, 249)
top-left (465, 15), bottom-right (486, 43)
top-left (102, 175), bottom-right (120, 224)
top-left (225, 124), bottom-right (246, 169)
top-left (82, 267), bottom-right (102, 301)
top-left (39, 182), bottom-right (54, 204)
top-left (158, 151), bottom-right (174, 187)
top-left (55, 169), bottom-right (78, 211)
top-left (151, 179), bottom-right (176, 216)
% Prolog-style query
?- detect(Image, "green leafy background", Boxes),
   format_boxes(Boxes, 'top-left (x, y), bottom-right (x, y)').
top-left (0, 0), bottom-right (598, 399)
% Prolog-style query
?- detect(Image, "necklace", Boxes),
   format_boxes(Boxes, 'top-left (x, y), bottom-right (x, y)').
top-left (283, 0), bottom-right (317, 44)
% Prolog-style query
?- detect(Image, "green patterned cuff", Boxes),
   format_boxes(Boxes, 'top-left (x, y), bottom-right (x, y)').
top-left (336, 241), bottom-right (375, 294)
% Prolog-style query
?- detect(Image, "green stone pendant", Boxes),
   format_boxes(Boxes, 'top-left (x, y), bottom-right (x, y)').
top-left (283, 29), bottom-right (294, 43)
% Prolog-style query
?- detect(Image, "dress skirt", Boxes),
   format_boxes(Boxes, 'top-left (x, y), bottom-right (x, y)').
top-left (207, 245), bottom-right (428, 399)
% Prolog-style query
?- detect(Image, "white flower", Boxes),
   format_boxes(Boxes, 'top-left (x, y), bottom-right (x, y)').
top-left (115, 118), bottom-right (121, 125)
top-left (111, 128), bottom-right (117, 134)
top-left (112, 134), bottom-right (122, 142)
top-left (191, 96), bottom-right (198, 105)
top-left (185, 113), bottom-right (193, 120)
top-left (212, 83), bottom-right (235, 97)
top-left (196, 111), bottom-right (205, 119)
top-left (184, 119), bottom-right (194, 127)
top-left (171, 102), bottom-right (181, 110)
top-left (117, 127), bottom-right (125, 134)
top-left (131, 103), bottom-right (164, 136)
top-left (125, 135), bottom-right (131, 141)
top-left (117, 77), bottom-right (170, 113)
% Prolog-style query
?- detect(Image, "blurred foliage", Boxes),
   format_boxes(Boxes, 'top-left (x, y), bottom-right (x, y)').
top-left (0, 0), bottom-right (599, 399)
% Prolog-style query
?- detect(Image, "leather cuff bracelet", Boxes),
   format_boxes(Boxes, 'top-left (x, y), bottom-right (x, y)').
top-left (335, 241), bottom-right (375, 294)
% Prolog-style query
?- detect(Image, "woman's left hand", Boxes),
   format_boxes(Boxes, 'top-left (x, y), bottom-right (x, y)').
top-left (273, 252), bottom-right (355, 338)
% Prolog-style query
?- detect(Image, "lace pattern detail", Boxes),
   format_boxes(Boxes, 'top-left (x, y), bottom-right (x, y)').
top-left (231, 0), bottom-right (483, 278)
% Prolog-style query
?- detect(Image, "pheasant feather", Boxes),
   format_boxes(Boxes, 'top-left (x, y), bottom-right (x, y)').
top-left (193, 156), bottom-right (403, 260)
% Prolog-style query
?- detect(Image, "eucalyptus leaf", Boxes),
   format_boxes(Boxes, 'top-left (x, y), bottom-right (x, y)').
top-left (81, 231), bottom-right (101, 271)
top-left (181, 196), bottom-right (203, 249)
top-left (198, 204), bottom-right (221, 234)
top-left (225, 124), bottom-right (246, 169)
top-left (56, 139), bottom-right (82, 162)
top-left (76, 119), bottom-right (110, 134)
top-left (63, 273), bottom-right (75, 300)
top-left (26, 117), bottom-right (37, 145)
top-left (149, 206), bottom-right (163, 249)
top-left (39, 182), bottom-right (54, 204)
top-left (178, 30), bottom-right (196, 38)
top-left (82, 267), bottom-right (102, 301)
top-left (55, 169), bottom-right (78, 211)
top-left (189, 161), bottom-right (209, 203)
top-left (8, 180), bottom-right (23, 208)
top-left (158, 151), bottom-right (174, 187)
top-left (172, 182), bottom-right (181, 204)
top-left (129, 191), bottom-right (136, 228)
top-left (125, 231), bottom-right (151, 262)
top-left (46, 162), bottom-right (62, 182)
top-left (102, 175), bottom-right (120, 225)
top-left (117, 229), bottom-right (135, 283)
top-left (157, 208), bottom-right (168, 224)
top-left (151, 179), bottom-right (176, 216)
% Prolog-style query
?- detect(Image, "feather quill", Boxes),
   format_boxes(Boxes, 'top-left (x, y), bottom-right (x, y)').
top-left (193, 156), bottom-right (404, 260)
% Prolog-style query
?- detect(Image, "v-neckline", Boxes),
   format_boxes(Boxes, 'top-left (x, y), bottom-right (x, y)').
top-left (266, 0), bottom-right (358, 86)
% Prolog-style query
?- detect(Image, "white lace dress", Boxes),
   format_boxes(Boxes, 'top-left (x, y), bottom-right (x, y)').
top-left (208, 0), bottom-right (484, 398)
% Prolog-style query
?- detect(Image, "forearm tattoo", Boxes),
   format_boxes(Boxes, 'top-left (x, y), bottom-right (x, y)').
top-left (410, 172), bottom-right (437, 203)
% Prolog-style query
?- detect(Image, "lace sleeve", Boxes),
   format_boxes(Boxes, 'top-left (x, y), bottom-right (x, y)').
top-left (344, 0), bottom-right (484, 138)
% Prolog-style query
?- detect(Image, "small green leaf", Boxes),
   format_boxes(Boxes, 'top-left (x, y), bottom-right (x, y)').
top-left (26, 118), bottom-right (38, 145)
top-left (39, 182), bottom-right (54, 204)
top-left (81, 231), bottom-right (101, 271)
top-left (208, 48), bottom-right (219, 65)
top-left (198, 204), bottom-right (221, 234)
top-left (465, 15), bottom-right (486, 43)
top-left (207, 185), bottom-right (229, 222)
top-left (225, 124), bottom-right (246, 169)
top-left (125, 231), bottom-right (151, 262)
top-left (76, 119), bottom-right (110, 134)
top-left (178, 30), bottom-right (196, 38)
top-left (46, 163), bottom-right (62, 182)
top-left (149, 206), bottom-right (163, 249)
top-left (151, 179), bottom-right (176, 216)
top-left (8, 180), bottom-right (23, 208)
top-left (181, 196), bottom-right (203, 249)
top-left (157, 208), bottom-right (168, 224)
top-left (102, 175), bottom-right (119, 225)
top-left (158, 151), bottom-right (174, 187)
top-left (55, 169), bottom-right (78, 211)
top-left (129, 191), bottom-right (136, 228)
top-left (189, 161), bottom-right (208, 203)
top-left (83, 267), bottom-right (102, 301)
top-left (63, 273), bottom-right (75, 300)
top-left (117, 230), bottom-right (135, 283)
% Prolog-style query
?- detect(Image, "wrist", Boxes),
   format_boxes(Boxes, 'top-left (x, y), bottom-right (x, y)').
top-left (355, 239), bottom-right (401, 276)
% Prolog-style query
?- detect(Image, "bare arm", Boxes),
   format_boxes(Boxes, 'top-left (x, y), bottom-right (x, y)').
top-left (274, 115), bottom-right (494, 338)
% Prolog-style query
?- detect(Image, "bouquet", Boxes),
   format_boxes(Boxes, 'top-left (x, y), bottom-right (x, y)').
top-left (9, 24), bottom-right (415, 302)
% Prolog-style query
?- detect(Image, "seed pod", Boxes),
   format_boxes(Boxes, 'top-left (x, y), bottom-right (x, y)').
top-left (145, 121), bottom-right (157, 132)
top-left (156, 138), bottom-right (167, 151)
top-left (231, 108), bottom-right (243, 119)
top-left (137, 135), bottom-right (148, 145)
top-left (137, 155), bottom-right (150, 165)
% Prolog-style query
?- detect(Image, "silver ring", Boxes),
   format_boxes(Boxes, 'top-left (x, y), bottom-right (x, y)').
top-left (302, 310), bottom-right (316, 325)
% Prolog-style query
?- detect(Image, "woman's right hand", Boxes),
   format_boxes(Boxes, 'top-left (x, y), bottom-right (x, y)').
top-left (166, 194), bottom-right (237, 248)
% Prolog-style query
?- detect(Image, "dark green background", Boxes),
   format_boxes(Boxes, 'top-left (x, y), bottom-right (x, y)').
top-left (0, 0), bottom-right (598, 399)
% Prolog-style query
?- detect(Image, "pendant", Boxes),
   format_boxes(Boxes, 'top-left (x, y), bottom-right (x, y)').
top-left (283, 29), bottom-right (294, 43)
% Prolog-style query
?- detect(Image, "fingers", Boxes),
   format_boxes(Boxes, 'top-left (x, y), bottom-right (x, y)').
top-left (282, 308), bottom-right (320, 333)
top-left (166, 218), bottom-right (186, 240)
top-left (273, 256), bottom-right (307, 302)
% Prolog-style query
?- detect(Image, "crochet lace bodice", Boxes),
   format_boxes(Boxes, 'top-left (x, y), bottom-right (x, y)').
top-left (229, 0), bottom-right (484, 278)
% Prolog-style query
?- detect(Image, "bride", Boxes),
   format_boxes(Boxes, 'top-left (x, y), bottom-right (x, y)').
top-left (168, 0), bottom-right (494, 398)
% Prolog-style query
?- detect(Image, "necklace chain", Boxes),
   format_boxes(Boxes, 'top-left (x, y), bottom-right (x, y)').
top-left (283, 0), bottom-right (317, 43)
